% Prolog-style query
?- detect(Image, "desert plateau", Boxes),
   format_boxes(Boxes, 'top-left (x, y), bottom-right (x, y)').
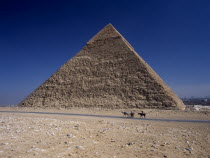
top-left (0, 107), bottom-right (209, 158)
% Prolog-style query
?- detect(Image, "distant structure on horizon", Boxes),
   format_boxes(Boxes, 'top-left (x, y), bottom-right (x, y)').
top-left (182, 97), bottom-right (210, 106)
top-left (18, 24), bottom-right (185, 110)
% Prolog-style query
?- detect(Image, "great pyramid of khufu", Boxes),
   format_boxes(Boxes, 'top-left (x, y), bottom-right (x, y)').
top-left (19, 24), bottom-right (185, 110)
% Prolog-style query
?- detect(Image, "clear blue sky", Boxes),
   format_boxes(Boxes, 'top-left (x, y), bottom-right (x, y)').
top-left (0, 0), bottom-right (210, 105)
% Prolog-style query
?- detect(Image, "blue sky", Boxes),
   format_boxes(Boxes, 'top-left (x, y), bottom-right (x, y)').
top-left (0, 0), bottom-right (210, 105)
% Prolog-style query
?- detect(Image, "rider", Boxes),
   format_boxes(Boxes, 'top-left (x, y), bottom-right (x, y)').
top-left (130, 111), bottom-right (135, 118)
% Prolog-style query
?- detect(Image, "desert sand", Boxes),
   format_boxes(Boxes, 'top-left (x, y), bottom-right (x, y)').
top-left (0, 107), bottom-right (210, 158)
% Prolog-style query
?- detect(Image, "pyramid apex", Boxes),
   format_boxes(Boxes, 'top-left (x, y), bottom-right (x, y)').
top-left (87, 24), bottom-right (122, 44)
top-left (105, 23), bottom-right (114, 27)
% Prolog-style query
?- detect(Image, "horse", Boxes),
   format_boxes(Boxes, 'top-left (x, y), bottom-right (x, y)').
top-left (122, 111), bottom-right (129, 117)
top-left (138, 111), bottom-right (146, 118)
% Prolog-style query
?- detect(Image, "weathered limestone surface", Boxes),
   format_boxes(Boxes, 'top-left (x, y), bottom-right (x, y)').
top-left (19, 24), bottom-right (185, 110)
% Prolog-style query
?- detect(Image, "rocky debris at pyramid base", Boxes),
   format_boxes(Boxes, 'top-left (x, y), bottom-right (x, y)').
top-left (19, 24), bottom-right (185, 110)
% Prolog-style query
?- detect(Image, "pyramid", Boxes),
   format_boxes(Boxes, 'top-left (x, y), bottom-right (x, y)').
top-left (19, 24), bottom-right (185, 110)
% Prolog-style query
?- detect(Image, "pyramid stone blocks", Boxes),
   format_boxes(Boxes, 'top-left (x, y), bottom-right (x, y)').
top-left (19, 24), bottom-right (185, 110)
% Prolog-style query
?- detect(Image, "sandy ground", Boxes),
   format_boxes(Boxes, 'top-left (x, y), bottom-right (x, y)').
top-left (0, 107), bottom-right (210, 158)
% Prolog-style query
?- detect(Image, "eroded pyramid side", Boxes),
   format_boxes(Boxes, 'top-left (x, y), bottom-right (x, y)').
top-left (19, 24), bottom-right (185, 110)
